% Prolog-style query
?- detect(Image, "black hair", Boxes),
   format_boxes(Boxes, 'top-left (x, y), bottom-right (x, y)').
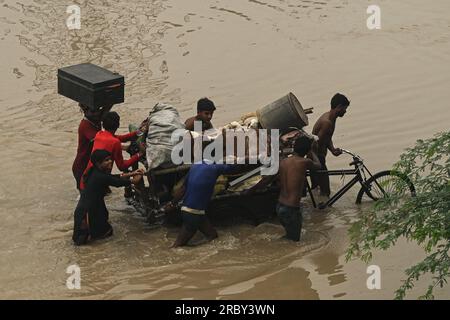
top-left (102, 111), bottom-right (120, 131)
top-left (91, 149), bottom-right (111, 165)
top-left (331, 93), bottom-right (350, 109)
top-left (197, 98), bottom-right (216, 112)
top-left (83, 149), bottom-right (111, 185)
top-left (294, 136), bottom-right (312, 156)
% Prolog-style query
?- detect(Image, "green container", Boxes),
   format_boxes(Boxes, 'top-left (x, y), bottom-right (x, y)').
top-left (256, 92), bottom-right (309, 130)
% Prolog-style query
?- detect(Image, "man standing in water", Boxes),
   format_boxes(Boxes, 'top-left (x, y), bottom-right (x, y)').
top-left (167, 161), bottom-right (233, 247)
top-left (185, 98), bottom-right (216, 132)
top-left (247, 136), bottom-right (321, 241)
top-left (310, 93), bottom-right (350, 198)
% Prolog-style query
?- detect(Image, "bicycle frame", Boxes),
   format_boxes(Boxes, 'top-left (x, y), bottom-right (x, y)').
top-left (306, 149), bottom-right (382, 209)
top-left (306, 168), bottom-right (364, 209)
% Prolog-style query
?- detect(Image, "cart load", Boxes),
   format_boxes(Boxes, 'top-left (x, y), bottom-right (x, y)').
top-left (127, 93), bottom-right (315, 225)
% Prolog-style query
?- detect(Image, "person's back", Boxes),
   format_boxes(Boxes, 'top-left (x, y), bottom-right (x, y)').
top-left (312, 112), bottom-right (334, 157)
top-left (92, 130), bottom-right (117, 154)
top-left (245, 136), bottom-right (320, 242)
top-left (278, 156), bottom-right (311, 207)
top-left (276, 137), bottom-right (321, 241)
top-left (171, 162), bottom-right (233, 247)
top-left (182, 162), bottom-right (231, 212)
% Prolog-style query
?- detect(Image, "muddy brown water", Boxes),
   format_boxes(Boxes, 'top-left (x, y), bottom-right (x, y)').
top-left (0, 0), bottom-right (449, 299)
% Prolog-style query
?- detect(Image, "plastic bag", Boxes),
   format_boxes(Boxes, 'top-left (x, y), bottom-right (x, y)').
top-left (145, 103), bottom-right (185, 170)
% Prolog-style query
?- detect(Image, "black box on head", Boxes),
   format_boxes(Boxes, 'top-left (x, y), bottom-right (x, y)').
top-left (58, 63), bottom-right (124, 111)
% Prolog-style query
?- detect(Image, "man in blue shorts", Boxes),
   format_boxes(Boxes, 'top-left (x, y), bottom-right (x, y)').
top-left (169, 161), bottom-right (233, 247)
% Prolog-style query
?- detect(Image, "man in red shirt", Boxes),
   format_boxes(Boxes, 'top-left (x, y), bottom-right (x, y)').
top-left (80, 111), bottom-right (144, 190)
top-left (72, 104), bottom-right (112, 190)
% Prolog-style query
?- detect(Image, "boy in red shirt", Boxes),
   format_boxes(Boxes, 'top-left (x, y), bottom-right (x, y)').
top-left (80, 112), bottom-right (144, 190)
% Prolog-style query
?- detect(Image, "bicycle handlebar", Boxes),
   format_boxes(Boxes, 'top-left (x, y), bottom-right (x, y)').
top-left (341, 149), bottom-right (357, 157)
top-left (341, 149), bottom-right (364, 164)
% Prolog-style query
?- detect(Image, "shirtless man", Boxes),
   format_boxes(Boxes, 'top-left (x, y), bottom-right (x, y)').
top-left (247, 136), bottom-right (321, 241)
top-left (310, 93), bottom-right (350, 197)
top-left (185, 98), bottom-right (216, 132)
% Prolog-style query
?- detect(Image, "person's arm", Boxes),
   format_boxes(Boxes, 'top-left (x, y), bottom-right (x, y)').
top-left (117, 118), bottom-right (148, 142)
top-left (117, 131), bottom-right (138, 142)
top-left (81, 120), bottom-right (99, 143)
top-left (103, 170), bottom-right (144, 188)
top-left (163, 173), bottom-right (188, 212)
top-left (317, 122), bottom-right (341, 156)
top-left (112, 140), bottom-right (140, 171)
top-left (308, 141), bottom-right (322, 170)
top-left (172, 184), bottom-right (186, 204)
top-left (308, 152), bottom-right (322, 170)
top-left (245, 174), bottom-right (278, 195)
top-left (184, 117), bottom-right (194, 131)
top-left (103, 173), bottom-right (132, 188)
top-left (328, 139), bottom-right (342, 156)
top-left (120, 168), bottom-right (145, 179)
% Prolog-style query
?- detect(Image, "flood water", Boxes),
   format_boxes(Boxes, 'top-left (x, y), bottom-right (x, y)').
top-left (0, 0), bottom-right (449, 299)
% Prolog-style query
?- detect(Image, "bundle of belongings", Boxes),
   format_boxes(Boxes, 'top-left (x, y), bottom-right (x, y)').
top-left (143, 104), bottom-right (266, 171)
top-left (145, 102), bottom-right (185, 170)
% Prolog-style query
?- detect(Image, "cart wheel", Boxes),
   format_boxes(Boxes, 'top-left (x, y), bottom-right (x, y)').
top-left (356, 170), bottom-right (416, 204)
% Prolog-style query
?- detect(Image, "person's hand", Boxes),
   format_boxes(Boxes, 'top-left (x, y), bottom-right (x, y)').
top-left (163, 201), bottom-right (176, 212)
top-left (331, 148), bottom-right (342, 156)
top-left (132, 168), bottom-right (145, 176)
top-left (138, 142), bottom-right (146, 154)
top-left (131, 174), bottom-right (143, 185)
top-left (120, 172), bottom-right (133, 179)
top-left (121, 143), bottom-right (130, 151)
top-left (139, 120), bottom-right (149, 133)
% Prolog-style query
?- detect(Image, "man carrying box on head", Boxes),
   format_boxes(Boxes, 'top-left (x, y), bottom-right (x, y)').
top-left (72, 103), bottom-right (113, 191)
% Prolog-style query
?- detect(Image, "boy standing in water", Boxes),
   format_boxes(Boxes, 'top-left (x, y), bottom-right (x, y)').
top-left (247, 136), bottom-right (321, 241)
top-left (310, 93), bottom-right (350, 197)
top-left (72, 149), bottom-right (144, 246)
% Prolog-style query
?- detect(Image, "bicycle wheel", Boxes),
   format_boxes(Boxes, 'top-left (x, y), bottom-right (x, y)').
top-left (356, 170), bottom-right (416, 203)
